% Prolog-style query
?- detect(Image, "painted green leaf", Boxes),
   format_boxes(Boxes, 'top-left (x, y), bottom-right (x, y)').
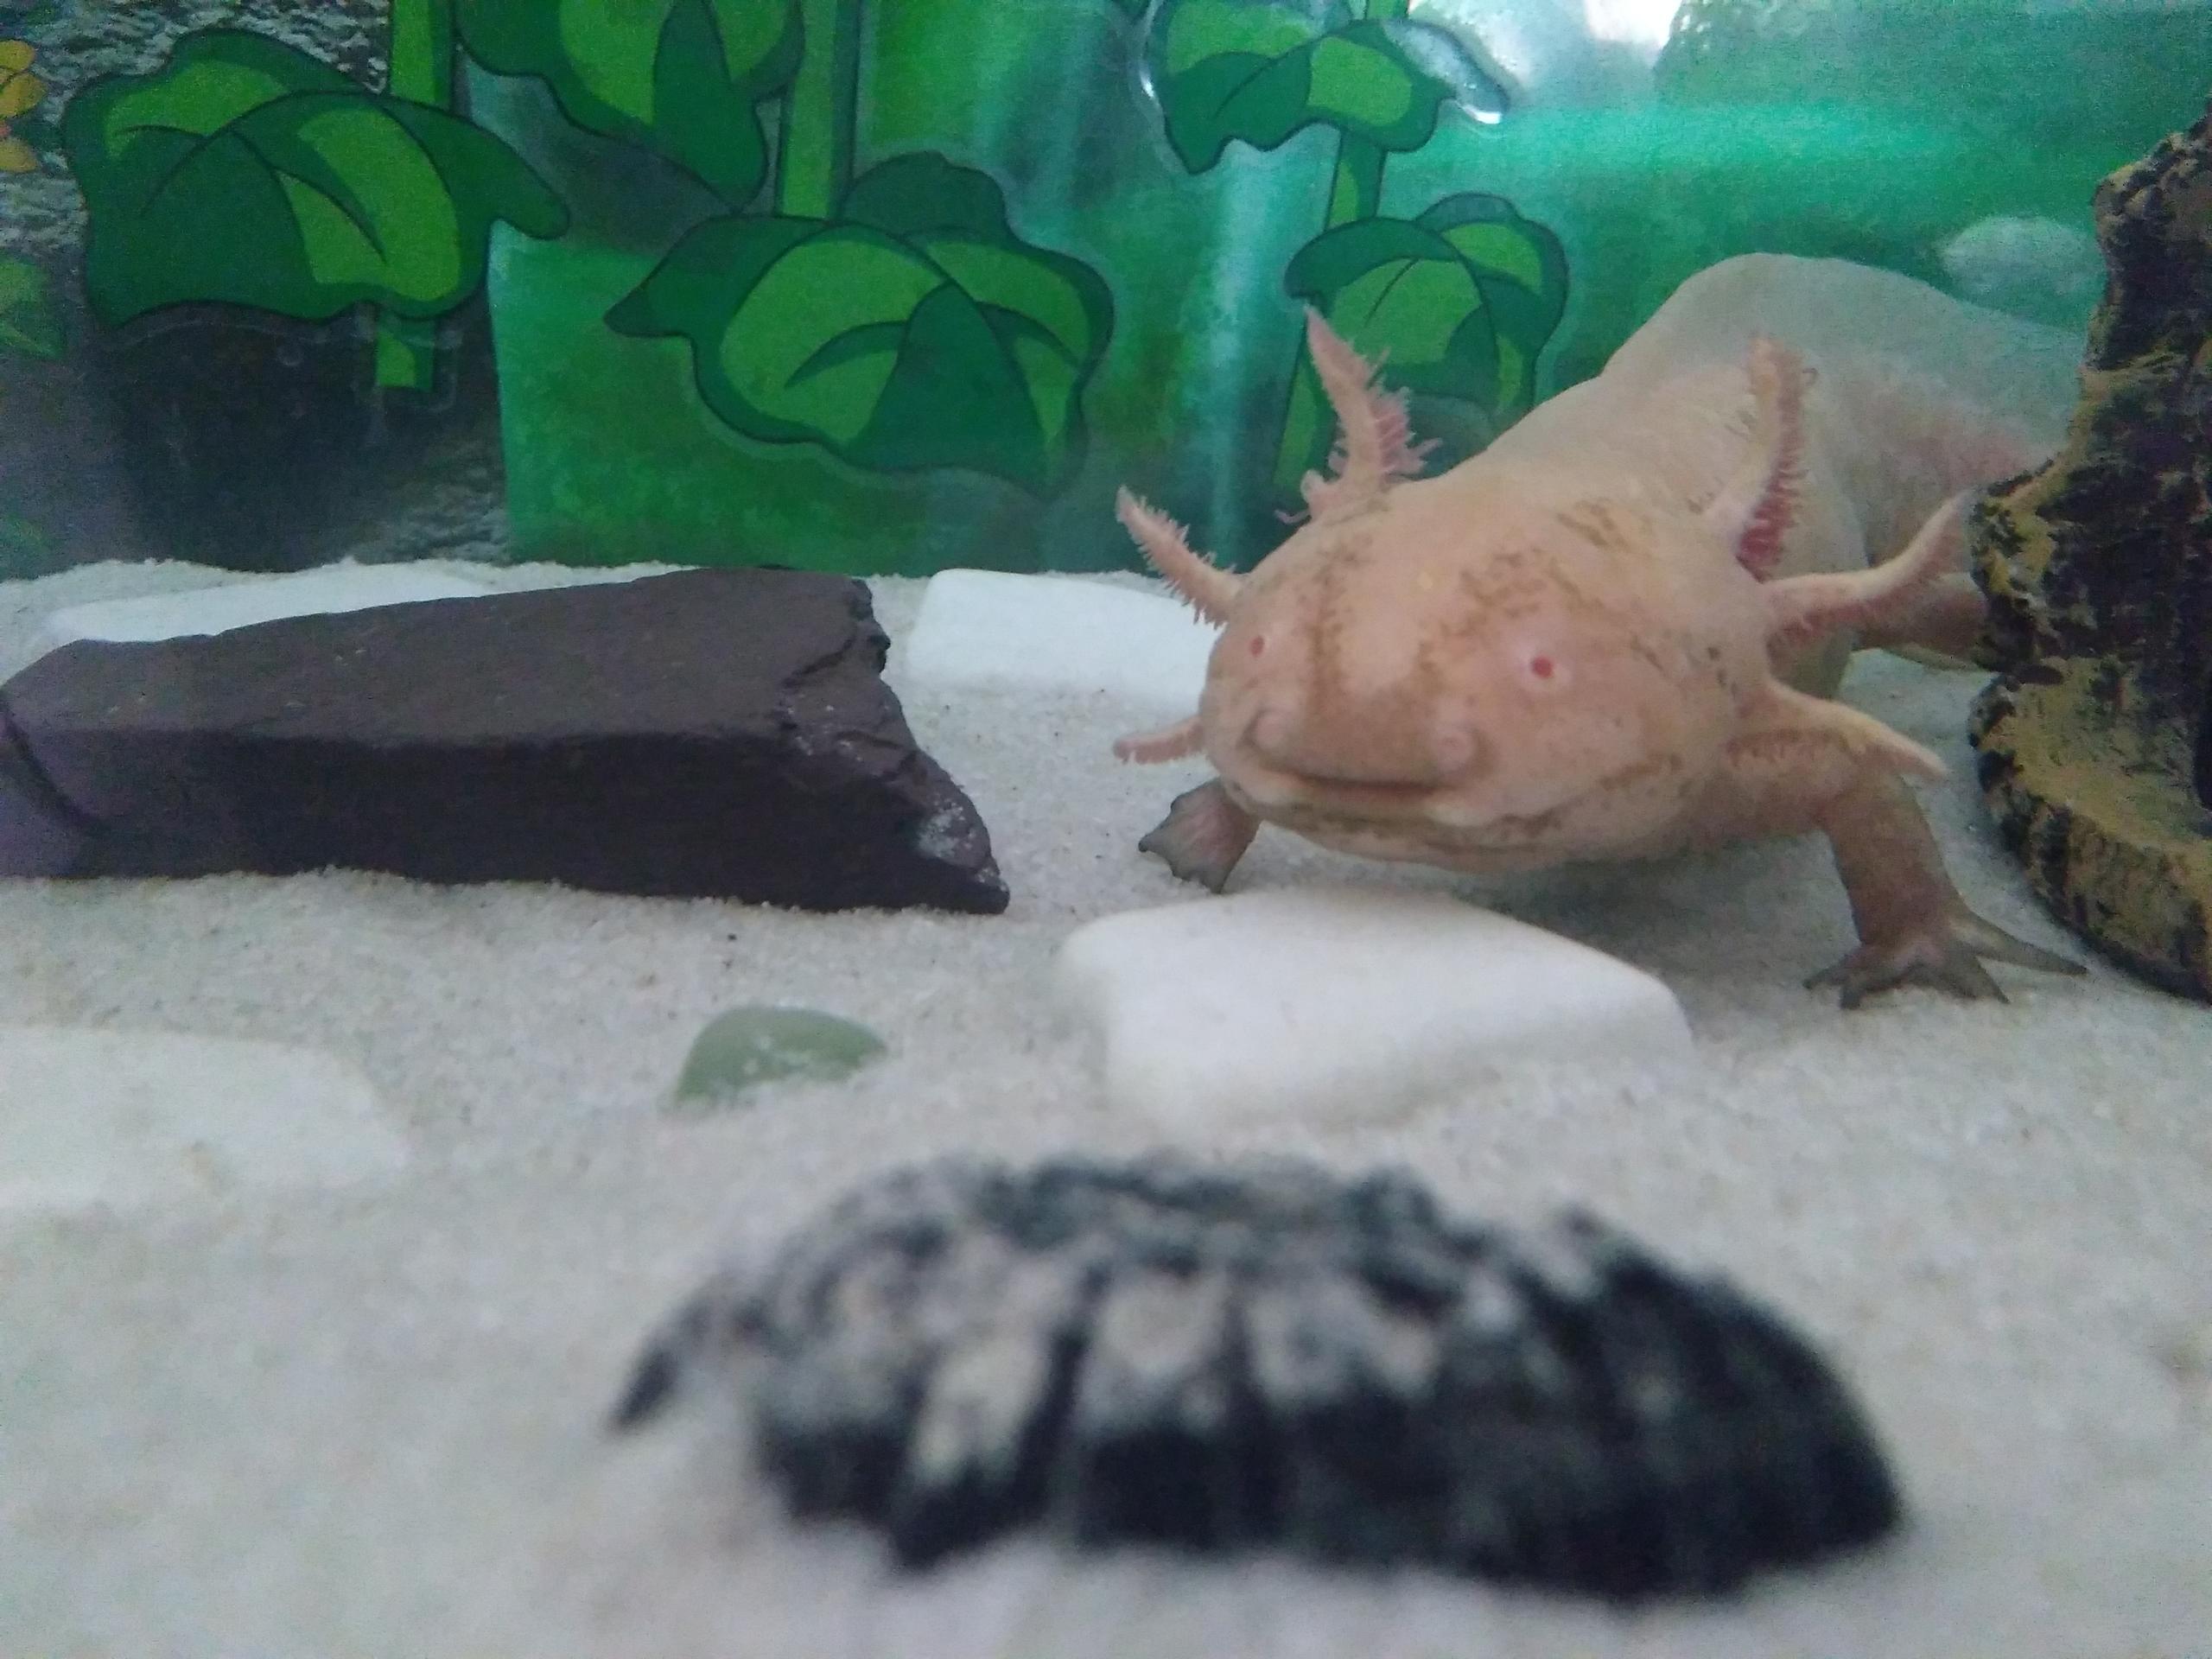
top-left (455, 0), bottom-right (799, 206)
top-left (1285, 192), bottom-right (1567, 413)
top-left (607, 153), bottom-right (1115, 494)
top-left (0, 254), bottom-right (62, 359)
top-left (60, 29), bottom-right (568, 329)
top-left (1150, 0), bottom-right (1455, 172)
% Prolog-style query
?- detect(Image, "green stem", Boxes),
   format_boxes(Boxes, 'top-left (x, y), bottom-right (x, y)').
top-left (389, 0), bottom-right (455, 108)
top-left (1273, 0), bottom-right (1408, 497)
top-left (775, 0), bottom-right (862, 219)
top-left (1323, 135), bottom-right (1385, 230)
top-left (375, 0), bottom-right (454, 391)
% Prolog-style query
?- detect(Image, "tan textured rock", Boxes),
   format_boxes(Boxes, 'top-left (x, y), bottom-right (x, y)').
top-left (1967, 94), bottom-right (2212, 1001)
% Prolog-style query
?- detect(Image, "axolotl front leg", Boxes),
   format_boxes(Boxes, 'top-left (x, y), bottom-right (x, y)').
top-left (1098, 495), bottom-right (1268, 893)
top-left (1109, 708), bottom-right (1262, 892)
top-left (1135, 779), bottom-right (1260, 893)
top-left (1805, 771), bottom-right (2083, 1007)
top-left (1718, 683), bottom-right (2084, 1007)
top-left (1716, 498), bottom-right (2087, 1005)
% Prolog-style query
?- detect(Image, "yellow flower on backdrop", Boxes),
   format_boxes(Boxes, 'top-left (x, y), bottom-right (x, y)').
top-left (0, 39), bottom-right (48, 174)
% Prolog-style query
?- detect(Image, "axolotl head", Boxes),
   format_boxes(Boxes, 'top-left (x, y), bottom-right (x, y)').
top-left (1110, 311), bottom-right (1853, 871)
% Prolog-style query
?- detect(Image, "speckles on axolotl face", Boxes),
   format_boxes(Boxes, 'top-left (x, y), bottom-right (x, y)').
top-left (1554, 498), bottom-right (1658, 559)
top-left (610, 1154), bottom-right (1905, 1599)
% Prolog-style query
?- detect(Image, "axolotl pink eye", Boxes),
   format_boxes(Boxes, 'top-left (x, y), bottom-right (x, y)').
top-left (1520, 646), bottom-right (1569, 690)
top-left (1249, 634), bottom-right (1266, 658)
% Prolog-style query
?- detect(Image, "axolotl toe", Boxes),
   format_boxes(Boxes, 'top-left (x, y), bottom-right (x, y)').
top-left (1109, 254), bottom-right (2084, 1008)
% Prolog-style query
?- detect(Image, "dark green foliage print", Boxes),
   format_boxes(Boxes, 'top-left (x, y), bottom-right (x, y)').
top-left (1141, 0), bottom-right (1567, 505)
top-left (591, 0), bottom-right (1120, 494)
top-left (45, 0), bottom-right (1550, 513)
top-left (1150, 0), bottom-right (1459, 171)
top-left (607, 154), bottom-right (1113, 493)
top-left (453, 0), bottom-right (802, 207)
top-left (0, 255), bottom-right (61, 358)
top-left (61, 29), bottom-right (566, 329)
top-left (1286, 193), bottom-right (1567, 416)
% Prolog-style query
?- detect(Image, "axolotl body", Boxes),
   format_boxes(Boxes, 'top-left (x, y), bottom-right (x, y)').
top-left (1110, 254), bottom-right (2085, 1007)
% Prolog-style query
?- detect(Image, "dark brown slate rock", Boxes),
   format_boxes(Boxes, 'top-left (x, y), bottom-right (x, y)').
top-left (1967, 93), bottom-right (2212, 1000)
top-left (0, 568), bottom-right (1008, 913)
top-left (613, 1154), bottom-right (1903, 1600)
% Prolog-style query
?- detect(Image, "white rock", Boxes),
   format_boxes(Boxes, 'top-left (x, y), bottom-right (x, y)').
top-left (37, 563), bottom-right (496, 655)
top-left (1937, 214), bottom-right (2106, 319)
top-left (0, 1026), bottom-right (411, 1221)
top-left (1055, 886), bottom-right (1694, 1128)
top-left (898, 569), bottom-right (1216, 713)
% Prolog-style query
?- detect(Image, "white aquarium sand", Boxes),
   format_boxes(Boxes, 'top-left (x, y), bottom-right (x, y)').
top-left (2, 558), bottom-right (2208, 1657)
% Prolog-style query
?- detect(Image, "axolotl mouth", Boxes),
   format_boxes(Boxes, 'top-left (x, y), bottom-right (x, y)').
top-left (1220, 764), bottom-right (1582, 860)
top-left (1230, 766), bottom-right (1446, 815)
top-left (1217, 741), bottom-right (1706, 867)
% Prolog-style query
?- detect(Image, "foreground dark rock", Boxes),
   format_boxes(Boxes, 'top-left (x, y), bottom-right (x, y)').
top-left (613, 1154), bottom-right (1903, 1600)
top-left (0, 569), bottom-right (1007, 913)
top-left (1968, 94), bottom-right (2212, 999)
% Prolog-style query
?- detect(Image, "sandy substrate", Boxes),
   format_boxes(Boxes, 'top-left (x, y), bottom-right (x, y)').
top-left (2, 559), bottom-right (2207, 1658)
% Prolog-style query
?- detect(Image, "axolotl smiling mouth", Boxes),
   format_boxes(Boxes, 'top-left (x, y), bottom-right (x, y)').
top-left (1226, 785), bottom-right (1580, 870)
top-left (1210, 714), bottom-right (1554, 845)
top-left (1211, 730), bottom-right (1699, 869)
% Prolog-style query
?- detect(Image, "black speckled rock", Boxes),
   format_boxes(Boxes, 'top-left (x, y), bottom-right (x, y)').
top-left (1968, 94), bottom-right (2212, 999)
top-left (613, 1154), bottom-right (1903, 1600)
top-left (0, 569), bottom-right (1008, 913)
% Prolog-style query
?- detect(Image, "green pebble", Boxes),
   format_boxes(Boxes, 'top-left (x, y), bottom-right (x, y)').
top-left (669, 1005), bottom-right (887, 1112)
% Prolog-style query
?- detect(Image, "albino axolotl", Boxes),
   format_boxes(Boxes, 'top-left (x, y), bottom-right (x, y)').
top-left (1109, 253), bottom-right (2086, 1007)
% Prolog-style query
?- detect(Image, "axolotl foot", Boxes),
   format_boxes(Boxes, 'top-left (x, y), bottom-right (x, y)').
top-left (1811, 772), bottom-right (2086, 1010)
top-left (1137, 780), bottom-right (1260, 893)
top-left (1806, 906), bottom-right (2088, 1010)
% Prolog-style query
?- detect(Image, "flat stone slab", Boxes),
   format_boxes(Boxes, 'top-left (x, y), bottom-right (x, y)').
top-left (1056, 886), bottom-right (1695, 1126)
top-left (0, 567), bottom-right (1008, 912)
top-left (899, 569), bottom-right (1214, 713)
top-left (0, 1026), bottom-right (410, 1220)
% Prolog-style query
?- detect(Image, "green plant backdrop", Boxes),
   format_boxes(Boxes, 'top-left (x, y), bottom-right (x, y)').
top-left (35, 0), bottom-right (2212, 577)
top-left (0, 253), bottom-right (59, 359)
top-left (60, 26), bottom-right (566, 382)
top-left (447, 0), bottom-right (1572, 571)
top-left (1140, 0), bottom-right (1567, 498)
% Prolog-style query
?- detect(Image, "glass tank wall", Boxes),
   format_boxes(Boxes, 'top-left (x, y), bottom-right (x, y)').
top-left (1, 0), bottom-right (2208, 582)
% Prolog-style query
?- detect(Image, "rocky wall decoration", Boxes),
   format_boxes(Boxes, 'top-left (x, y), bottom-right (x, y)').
top-left (1969, 92), bottom-right (2212, 1001)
